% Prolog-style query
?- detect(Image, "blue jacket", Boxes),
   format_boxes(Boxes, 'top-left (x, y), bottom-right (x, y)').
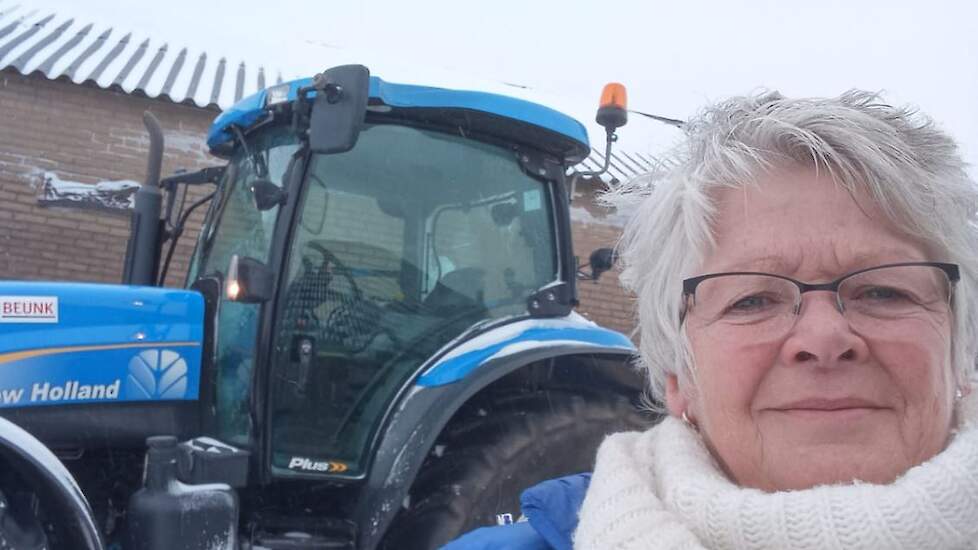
top-left (439, 473), bottom-right (591, 550)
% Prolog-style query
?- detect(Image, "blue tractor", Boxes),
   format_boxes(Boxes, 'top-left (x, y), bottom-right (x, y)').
top-left (0, 65), bottom-right (648, 549)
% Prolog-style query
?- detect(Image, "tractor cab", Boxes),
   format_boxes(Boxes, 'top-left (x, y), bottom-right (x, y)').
top-left (186, 67), bottom-right (596, 480)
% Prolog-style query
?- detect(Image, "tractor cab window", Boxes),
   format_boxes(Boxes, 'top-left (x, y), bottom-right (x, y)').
top-left (270, 123), bottom-right (558, 476)
top-left (188, 126), bottom-right (298, 446)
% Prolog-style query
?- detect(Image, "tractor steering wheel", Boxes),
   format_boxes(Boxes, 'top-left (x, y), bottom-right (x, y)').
top-left (305, 243), bottom-right (399, 352)
top-left (305, 242), bottom-right (364, 304)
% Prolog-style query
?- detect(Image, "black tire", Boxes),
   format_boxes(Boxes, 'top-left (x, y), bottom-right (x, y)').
top-left (0, 489), bottom-right (49, 550)
top-left (379, 390), bottom-right (654, 550)
top-left (0, 427), bottom-right (103, 550)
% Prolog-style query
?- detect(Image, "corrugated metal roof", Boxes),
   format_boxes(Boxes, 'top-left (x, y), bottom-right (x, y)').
top-left (581, 146), bottom-right (655, 184)
top-left (0, 1), bottom-right (277, 109)
top-left (0, 1), bottom-right (657, 181)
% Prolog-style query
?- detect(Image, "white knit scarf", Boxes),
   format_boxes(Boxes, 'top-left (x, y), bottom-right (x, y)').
top-left (575, 395), bottom-right (978, 550)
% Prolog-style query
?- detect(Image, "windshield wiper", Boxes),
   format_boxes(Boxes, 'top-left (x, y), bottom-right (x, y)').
top-left (230, 125), bottom-right (269, 179)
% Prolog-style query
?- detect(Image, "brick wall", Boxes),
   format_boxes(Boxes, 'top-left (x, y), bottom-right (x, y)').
top-left (570, 183), bottom-right (634, 336)
top-left (0, 70), bottom-right (216, 286)
top-left (0, 69), bottom-right (637, 338)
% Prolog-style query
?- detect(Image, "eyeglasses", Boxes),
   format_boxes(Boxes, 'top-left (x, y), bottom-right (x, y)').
top-left (681, 262), bottom-right (959, 340)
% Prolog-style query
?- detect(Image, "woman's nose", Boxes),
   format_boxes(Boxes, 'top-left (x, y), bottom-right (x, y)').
top-left (781, 292), bottom-right (867, 366)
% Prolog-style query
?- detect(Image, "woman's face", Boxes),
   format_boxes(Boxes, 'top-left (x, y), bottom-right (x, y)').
top-left (667, 168), bottom-right (957, 491)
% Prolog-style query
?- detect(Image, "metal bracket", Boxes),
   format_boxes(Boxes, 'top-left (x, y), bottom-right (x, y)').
top-left (310, 72), bottom-right (344, 104)
top-left (527, 282), bottom-right (574, 317)
top-left (515, 148), bottom-right (564, 182)
top-left (160, 166), bottom-right (226, 187)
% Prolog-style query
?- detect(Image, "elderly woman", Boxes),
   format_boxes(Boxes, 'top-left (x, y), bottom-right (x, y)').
top-left (443, 89), bottom-right (978, 550)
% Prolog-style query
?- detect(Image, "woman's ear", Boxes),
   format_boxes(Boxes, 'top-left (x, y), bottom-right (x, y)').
top-left (665, 373), bottom-right (689, 418)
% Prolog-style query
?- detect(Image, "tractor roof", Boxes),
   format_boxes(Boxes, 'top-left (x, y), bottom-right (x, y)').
top-left (207, 75), bottom-right (591, 162)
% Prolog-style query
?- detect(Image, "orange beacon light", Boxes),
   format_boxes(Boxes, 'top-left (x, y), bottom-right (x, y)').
top-left (596, 83), bottom-right (628, 131)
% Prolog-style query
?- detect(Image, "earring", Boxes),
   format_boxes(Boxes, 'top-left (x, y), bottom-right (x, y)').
top-left (682, 410), bottom-right (695, 428)
top-left (956, 388), bottom-right (964, 401)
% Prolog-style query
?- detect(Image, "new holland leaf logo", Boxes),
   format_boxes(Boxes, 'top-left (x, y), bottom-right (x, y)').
top-left (127, 349), bottom-right (188, 399)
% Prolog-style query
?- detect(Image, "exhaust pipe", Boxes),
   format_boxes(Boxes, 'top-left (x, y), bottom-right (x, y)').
top-left (122, 111), bottom-right (165, 286)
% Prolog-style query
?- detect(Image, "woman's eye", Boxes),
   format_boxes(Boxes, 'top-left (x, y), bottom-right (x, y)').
top-left (856, 286), bottom-right (911, 302)
top-left (727, 295), bottom-right (773, 312)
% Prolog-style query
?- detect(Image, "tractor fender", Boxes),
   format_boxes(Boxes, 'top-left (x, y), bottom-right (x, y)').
top-left (353, 313), bottom-right (636, 550)
top-left (0, 417), bottom-right (103, 550)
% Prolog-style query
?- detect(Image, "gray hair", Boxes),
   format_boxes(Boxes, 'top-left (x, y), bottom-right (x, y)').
top-left (605, 90), bottom-right (978, 405)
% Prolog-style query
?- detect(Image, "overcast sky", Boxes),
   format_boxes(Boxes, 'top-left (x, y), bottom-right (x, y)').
top-left (34, 0), bottom-right (978, 172)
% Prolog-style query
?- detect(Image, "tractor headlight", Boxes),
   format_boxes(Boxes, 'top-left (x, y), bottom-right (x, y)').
top-left (225, 254), bottom-right (274, 303)
top-left (226, 255), bottom-right (242, 301)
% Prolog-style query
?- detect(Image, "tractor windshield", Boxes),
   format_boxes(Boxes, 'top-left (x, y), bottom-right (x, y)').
top-left (270, 123), bottom-right (558, 476)
top-left (187, 126), bottom-right (298, 446)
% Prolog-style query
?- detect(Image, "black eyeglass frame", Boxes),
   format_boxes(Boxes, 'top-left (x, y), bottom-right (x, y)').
top-left (680, 261), bottom-right (960, 323)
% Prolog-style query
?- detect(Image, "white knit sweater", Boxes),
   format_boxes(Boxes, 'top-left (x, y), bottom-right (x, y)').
top-left (575, 395), bottom-right (978, 550)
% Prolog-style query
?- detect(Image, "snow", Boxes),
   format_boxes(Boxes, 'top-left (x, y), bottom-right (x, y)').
top-left (569, 204), bottom-right (629, 227)
top-left (492, 339), bottom-right (600, 359)
top-left (415, 310), bottom-right (632, 386)
top-left (567, 310), bottom-right (598, 326)
top-left (12, 0), bottom-right (978, 180)
top-left (430, 316), bottom-right (593, 365)
top-left (169, 478), bottom-right (232, 495)
top-left (0, 2), bottom-right (279, 108)
top-left (37, 170), bottom-right (139, 210)
top-left (168, 479), bottom-right (237, 549)
top-left (162, 129), bottom-right (213, 160)
top-left (185, 436), bottom-right (241, 453)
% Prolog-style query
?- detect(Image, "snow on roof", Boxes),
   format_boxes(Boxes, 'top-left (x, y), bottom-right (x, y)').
top-left (0, 0), bottom-right (669, 184)
top-left (0, 1), bottom-right (276, 108)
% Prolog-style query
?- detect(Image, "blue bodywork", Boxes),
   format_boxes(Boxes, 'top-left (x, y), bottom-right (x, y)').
top-left (417, 316), bottom-right (635, 387)
top-left (0, 282), bottom-right (203, 408)
top-left (206, 76), bottom-right (591, 160)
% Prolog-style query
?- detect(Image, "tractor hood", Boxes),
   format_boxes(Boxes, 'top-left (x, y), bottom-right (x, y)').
top-left (206, 75), bottom-right (591, 162)
top-left (0, 282), bottom-right (204, 447)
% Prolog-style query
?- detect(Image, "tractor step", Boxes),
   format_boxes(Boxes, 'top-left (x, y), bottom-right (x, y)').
top-left (250, 532), bottom-right (354, 549)
top-left (249, 516), bottom-right (357, 549)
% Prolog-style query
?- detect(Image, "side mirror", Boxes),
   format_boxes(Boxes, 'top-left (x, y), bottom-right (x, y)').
top-left (309, 65), bottom-right (370, 154)
top-left (225, 255), bottom-right (274, 303)
top-left (251, 179), bottom-right (286, 211)
top-left (588, 248), bottom-right (618, 281)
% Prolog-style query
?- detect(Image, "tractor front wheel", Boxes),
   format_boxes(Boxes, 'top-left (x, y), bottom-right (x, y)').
top-left (0, 489), bottom-right (48, 550)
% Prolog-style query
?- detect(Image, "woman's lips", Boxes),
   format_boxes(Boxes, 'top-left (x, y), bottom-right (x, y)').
top-left (768, 398), bottom-right (886, 418)
top-left (777, 397), bottom-right (882, 410)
